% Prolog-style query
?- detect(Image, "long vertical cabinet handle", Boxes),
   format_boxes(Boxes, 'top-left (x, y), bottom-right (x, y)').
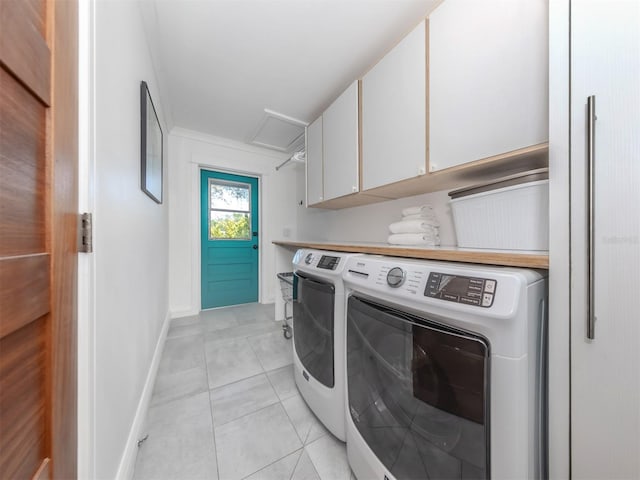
top-left (587, 95), bottom-right (597, 339)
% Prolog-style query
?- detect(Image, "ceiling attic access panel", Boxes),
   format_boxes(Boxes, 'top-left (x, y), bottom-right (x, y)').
top-left (249, 109), bottom-right (307, 153)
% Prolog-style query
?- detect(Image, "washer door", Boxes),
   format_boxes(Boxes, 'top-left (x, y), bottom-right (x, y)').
top-left (293, 273), bottom-right (335, 388)
top-left (347, 295), bottom-right (490, 479)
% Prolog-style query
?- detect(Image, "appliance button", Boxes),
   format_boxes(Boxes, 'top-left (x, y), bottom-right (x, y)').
top-left (467, 291), bottom-right (482, 299)
top-left (469, 278), bottom-right (484, 286)
top-left (443, 293), bottom-right (459, 302)
top-left (484, 280), bottom-right (496, 293)
top-left (386, 267), bottom-right (406, 288)
top-left (460, 296), bottom-right (481, 306)
top-left (482, 293), bottom-right (494, 307)
top-left (468, 285), bottom-right (483, 292)
top-left (304, 253), bottom-right (313, 265)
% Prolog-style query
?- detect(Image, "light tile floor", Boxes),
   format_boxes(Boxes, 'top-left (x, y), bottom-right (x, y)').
top-left (134, 303), bottom-right (354, 480)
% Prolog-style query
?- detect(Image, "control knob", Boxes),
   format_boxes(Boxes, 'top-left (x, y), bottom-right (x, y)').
top-left (386, 267), bottom-right (405, 288)
top-left (304, 253), bottom-right (313, 265)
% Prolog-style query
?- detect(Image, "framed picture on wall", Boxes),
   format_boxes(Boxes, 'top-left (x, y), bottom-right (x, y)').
top-left (140, 80), bottom-right (163, 204)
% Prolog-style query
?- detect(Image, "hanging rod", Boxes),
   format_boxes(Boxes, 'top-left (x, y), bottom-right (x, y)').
top-left (275, 149), bottom-right (305, 171)
top-left (275, 156), bottom-right (293, 171)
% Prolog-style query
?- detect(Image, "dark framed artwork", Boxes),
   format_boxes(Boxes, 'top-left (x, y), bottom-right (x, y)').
top-left (140, 81), bottom-right (163, 204)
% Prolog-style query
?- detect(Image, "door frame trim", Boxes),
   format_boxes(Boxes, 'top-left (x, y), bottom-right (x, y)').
top-left (192, 165), bottom-right (263, 313)
top-left (78, 0), bottom-right (96, 476)
top-left (548, 0), bottom-right (571, 477)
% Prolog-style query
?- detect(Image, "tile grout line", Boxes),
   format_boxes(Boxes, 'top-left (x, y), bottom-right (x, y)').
top-left (211, 395), bottom-right (281, 429)
top-left (235, 310), bottom-right (302, 479)
top-left (149, 334), bottom-right (210, 408)
top-left (246, 311), bottom-right (309, 476)
top-left (288, 447), bottom-right (304, 480)
top-left (302, 447), bottom-right (324, 480)
top-left (245, 328), bottom-right (270, 376)
top-left (238, 448), bottom-right (305, 480)
top-left (195, 305), bottom-right (306, 480)
top-left (201, 316), bottom-right (222, 480)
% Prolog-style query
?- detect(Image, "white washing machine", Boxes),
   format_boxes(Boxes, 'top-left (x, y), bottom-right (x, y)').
top-left (343, 255), bottom-right (547, 480)
top-left (292, 248), bottom-right (361, 441)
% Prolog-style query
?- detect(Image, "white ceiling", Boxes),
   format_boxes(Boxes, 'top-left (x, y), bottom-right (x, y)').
top-left (140, 0), bottom-right (441, 151)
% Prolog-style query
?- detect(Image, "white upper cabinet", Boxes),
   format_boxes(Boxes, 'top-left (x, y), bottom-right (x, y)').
top-left (428, 0), bottom-right (548, 172)
top-left (305, 116), bottom-right (323, 206)
top-left (361, 21), bottom-right (427, 191)
top-left (322, 81), bottom-right (360, 201)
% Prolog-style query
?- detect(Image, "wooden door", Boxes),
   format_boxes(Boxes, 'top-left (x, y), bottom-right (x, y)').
top-left (0, 0), bottom-right (78, 478)
top-left (201, 170), bottom-right (259, 309)
top-left (570, 1), bottom-right (640, 478)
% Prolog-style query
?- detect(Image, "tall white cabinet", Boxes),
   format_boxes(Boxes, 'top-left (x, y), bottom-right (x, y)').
top-left (569, 1), bottom-right (640, 477)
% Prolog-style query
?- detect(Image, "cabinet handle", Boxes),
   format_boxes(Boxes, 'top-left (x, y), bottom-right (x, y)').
top-left (587, 95), bottom-right (597, 340)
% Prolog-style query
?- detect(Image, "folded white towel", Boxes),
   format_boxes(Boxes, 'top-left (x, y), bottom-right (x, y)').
top-left (401, 205), bottom-right (435, 217)
top-left (402, 213), bottom-right (437, 221)
top-left (389, 219), bottom-right (439, 234)
top-left (388, 233), bottom-right (441, 246)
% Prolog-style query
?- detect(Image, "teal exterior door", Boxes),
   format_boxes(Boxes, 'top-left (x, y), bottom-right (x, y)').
top-left (201, 170), bottom-right (259, 309)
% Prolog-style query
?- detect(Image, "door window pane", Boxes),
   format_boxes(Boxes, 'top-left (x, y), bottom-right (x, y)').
top-left (210, 212), bottom-right (250, 239)
top-left (208, 179), bottom-right (252, 240)
top-left (210, 183), bottom-right (250, 210)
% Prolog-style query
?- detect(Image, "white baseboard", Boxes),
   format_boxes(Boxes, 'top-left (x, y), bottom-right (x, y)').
top-left (170, 308), bottom-right (199, 319)
top-left (115, 311), bottom-right (171, 480)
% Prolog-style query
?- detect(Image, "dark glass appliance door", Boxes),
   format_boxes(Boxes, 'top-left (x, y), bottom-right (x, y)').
top-left (347, 295), bottom-right (490, 479)
top-left (293, 273), bottom-right (335, 388)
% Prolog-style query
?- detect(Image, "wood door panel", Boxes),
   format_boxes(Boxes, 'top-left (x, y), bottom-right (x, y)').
top-left (0, 67), bottom-right (47, 256)
top-left (0, 0), bottom-right (50, 105)
top-left (0, 254), bottom-right (50, 339)
top-left (0, 0), bottom-right (77, 477)
top-left (49, 0), bottom-right (78, 476)
top-left (0, 317), bottom-right (47, 480)
top-left (33, 459), bottom-right (51, 480)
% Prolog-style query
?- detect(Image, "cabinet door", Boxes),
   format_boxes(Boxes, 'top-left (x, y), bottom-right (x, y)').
top-left (306, 116), bottom-right (323, 206)
top-left (323, 81), bottom-right (359, 201)
top-left (570, 1), bottom-right (640, 478)
top-left (361, 21), bottom-right (426, 191)
top-left (429, 0), bottom-right (548, 172)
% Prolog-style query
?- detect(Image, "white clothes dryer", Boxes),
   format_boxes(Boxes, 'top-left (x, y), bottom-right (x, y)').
top-left (342, 255), bottom-right (548, 480)
top-left (292, 248), bottom-right (361, 441)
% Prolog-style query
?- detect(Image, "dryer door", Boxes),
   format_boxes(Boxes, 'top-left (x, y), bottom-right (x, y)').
top-left (293, 273), bottom-right (335, 388)
top-left (347, 295), bottom-right (490, 479)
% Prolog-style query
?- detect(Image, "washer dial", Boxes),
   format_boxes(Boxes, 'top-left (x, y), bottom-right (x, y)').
top-left (387, 267), bottom-right (406, 288)
top-left (304, 253), bottom-right (313, 265)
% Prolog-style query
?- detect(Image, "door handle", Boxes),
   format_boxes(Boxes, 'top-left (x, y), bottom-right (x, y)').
top-left (253, 244), bottom-right (258, 250)
top-left (587, 95), bottom-right (596, 340)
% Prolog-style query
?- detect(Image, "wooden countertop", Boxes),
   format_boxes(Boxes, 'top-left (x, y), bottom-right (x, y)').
top-left (273, 240), bottom-right (549, 269)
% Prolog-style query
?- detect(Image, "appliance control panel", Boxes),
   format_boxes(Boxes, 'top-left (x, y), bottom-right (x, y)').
top-left (424, 272), bottom-right (497, 308)
top-left (317, 255), bottom-right (340, 270)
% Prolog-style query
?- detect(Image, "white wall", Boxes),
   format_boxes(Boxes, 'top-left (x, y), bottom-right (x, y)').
top-left (295, 169), bottom-right (457, 245)
top-left (94, 1), bottom-right (169, 478)
top-left (168, 128), bottom-right (299, 317)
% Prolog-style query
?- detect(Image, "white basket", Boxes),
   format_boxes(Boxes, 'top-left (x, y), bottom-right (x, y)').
top-left (450, 179), bottom-right (549, 251)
